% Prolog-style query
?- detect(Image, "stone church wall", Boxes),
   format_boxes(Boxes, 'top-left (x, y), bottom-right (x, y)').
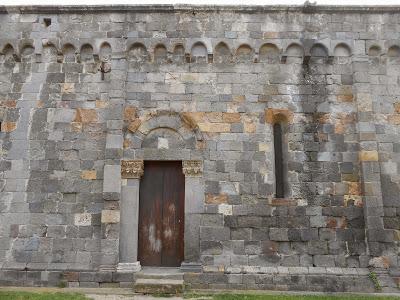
top-left (0, 5), bottom-right (399, 291)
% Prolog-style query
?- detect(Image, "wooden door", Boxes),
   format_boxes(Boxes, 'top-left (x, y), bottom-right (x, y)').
top-left (138, 161), bottom-right (185, 267)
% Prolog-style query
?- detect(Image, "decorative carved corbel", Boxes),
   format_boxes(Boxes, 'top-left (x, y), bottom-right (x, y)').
top-left (182, 160), bottom-right (203, 177)
top-left (100, 60), bottom-right (111, 80)
top-left (121, 160), bottom-right (144, 179)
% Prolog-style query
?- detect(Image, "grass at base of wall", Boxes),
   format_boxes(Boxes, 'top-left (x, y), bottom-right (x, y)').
top-left (185, 293), bottom-right (400, 300)
top-left (0, 291), bottom-right (89, 300)
top-left (1, 291), bottom-right (400, 300)
top-left (213, 295), bottom-right (400, 300)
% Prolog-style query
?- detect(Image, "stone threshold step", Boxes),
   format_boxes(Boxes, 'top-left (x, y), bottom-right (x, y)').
top-left (136, 272), bottom-right (184, 280)
top-left (134, 278), bottom-right (184, 294)
top-left (137, 274), bottom-right (184, 280)
top-left (137, 267), bottom-right (184, 280)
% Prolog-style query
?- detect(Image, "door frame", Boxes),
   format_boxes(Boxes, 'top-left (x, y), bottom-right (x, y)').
top-left (138, 160), bottom-right (185, 267)
top-left (117, 159), bottom-right (204, 272)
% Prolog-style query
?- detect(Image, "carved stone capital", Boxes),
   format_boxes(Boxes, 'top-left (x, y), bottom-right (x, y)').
top-left (182, 160), bottom-right (203, 177)
top-left (121, 160), bottom-right (144, 179)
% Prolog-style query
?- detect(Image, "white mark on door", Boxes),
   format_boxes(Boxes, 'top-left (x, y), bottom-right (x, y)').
top-left (148, 223), bottom-right (162, 253)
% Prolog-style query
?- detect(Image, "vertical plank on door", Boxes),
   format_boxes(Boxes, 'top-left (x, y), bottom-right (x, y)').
top-left (138, 162), bottom-right (164, 266)
top-left (162, 161), bottom-right (185, 267)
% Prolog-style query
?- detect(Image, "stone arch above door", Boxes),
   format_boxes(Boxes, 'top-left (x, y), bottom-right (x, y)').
top-left (124, 111), bottom-right (205, 160)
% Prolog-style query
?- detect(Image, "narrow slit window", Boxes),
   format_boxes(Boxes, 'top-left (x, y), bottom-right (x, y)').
top-left (273, 122), bottom-right (284, 198)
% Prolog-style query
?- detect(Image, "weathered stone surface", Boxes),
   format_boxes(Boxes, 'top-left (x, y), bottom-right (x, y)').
top-left (206, 194), bottom-right (228, 204)
top-left (198, 122), bottom-right (231, 133)
top-left (123, 106), bottom-right (137, 122)
top-left (265, 108), bottom-right (294, 124)
top-left (1, 122), bottom-right (17, 132)
top-left (0, 4), bottom-right (399, 293)
top-left (101, 210), bottom-right (120, 224)
top-left (103, 165), bottom-right (121, 194)
top-left (369, 256), bottom-right (390, 269)
top-left (359, 151), bottom-right (379, 162)
top-left (127, 119), bottom-right (141, 133)
top-left (74, 108), bottom-right (98, 124)
top-left (74, 213), bottom-right (92, 226)
top-left (81, 170), bottom-right (97, 180)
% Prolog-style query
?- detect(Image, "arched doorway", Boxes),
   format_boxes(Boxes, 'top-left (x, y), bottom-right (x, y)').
top-left (118, 111), bottom-right (205, 272)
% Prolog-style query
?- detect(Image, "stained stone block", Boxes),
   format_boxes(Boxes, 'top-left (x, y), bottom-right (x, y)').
top-left (101, 210), bottom-right (120, 224)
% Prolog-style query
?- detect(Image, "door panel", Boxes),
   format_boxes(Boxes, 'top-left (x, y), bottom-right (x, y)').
top-left (161, 162), bottom-right (185, 266)
top-left (138, 162), bottom-right (164, 266)
top-left (138, 161), bottom-right (185, 267)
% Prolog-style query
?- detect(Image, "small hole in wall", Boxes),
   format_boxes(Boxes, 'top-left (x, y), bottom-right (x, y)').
top-left (43, 18), bottom-right (52, 27)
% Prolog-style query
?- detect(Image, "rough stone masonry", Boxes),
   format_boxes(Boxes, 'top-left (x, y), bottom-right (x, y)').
top-left (0, 4), bottom-right (400, 292)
